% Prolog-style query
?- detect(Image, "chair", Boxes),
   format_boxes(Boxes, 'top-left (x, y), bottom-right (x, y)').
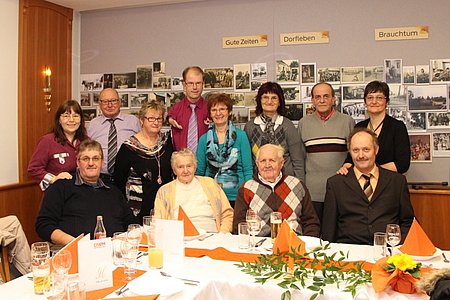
top-left (0, 244), bottom-right (11, 282)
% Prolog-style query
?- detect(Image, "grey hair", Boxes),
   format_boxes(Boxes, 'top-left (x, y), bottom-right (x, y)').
top-left (170, 148), bottom-right (198, 169)
top-left (255, 144), bottom-right (285, 161)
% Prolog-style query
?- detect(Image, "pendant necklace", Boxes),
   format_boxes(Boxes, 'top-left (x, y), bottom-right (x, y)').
top-left (154, 151), bottom-right (162, 185)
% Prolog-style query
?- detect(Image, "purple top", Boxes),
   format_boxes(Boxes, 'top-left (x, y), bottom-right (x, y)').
top-left (28, 133), bottom-right (81, 190)
top-left (87, 112), bottom-right (141, 174)
top-left (167, 97), bottom-right (209, 151)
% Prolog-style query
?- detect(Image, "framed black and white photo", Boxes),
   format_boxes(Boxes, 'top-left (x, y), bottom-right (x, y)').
top-left (148, 92), bottom-right (166, 105)
top-left (166, 92), bottom-right (185, 110)
top-left (403, 66), bottom-right (415, 84)
top-left (80, 92), bottom-right (91, 107)
top-left (276, 59), bottom-right (299, 85)
top-left (282, 86), bottom-right (300, 102)
top-left (119, 93), bottom-right (129, 108)
top-left (171, 77), bottom-right (183, 91)
top-left (229, 92), bottom-right (245, 106)
top-left (340, 66), bottom-right (364, 83)
top-left (301, 85), bottom-right (313, 102)
top-left (430, 59), bottom-right (450, 83)
top-left (152, 75), bottom-right (171, 91)
top-left (103, 73), bottom-right (113, 89)
top-left (304, 103), bottom-right (315, 116)
top-left (82, 108), bottom-right (97, 122)
top-left (251, 80), bottom-right (264, 91)
top-left (153, 62), bottom-right (166, 76)
top-left (300, 63), bottom-right (316, 84)
top-left (388, 84), bottom-right (407, 106)
top-left (384, 59), bottom-right (402, 84)
top-left (408, 85), bottom-right (448, 111)
top-left (130, 93), bottom-right (149, 108)
top-left (427, 112), bottom-right (450, 129)
top-left (285, 103), bottom-right (303, 122)
top-left (388, 107), bottom-right (407, 124)
top-left (251, 63), bottom-right (267, 81)
top-left (342, 85), bottom-right (365, 100)
top-left (113, 72), bottom-right (136, 90)
top-left (136, 65), bottom-right (152, 90)
top-left (416, 65), bottom-right (430, 84)
top-left (406, 112), bottom-right (426, 131)
top-left (433, 132), bottom-right (450, 157)
top-left (234, 64), bottom-right (251, 91)
top-left (317, 67), bottom-right (340, 84)
top-left (244, 92), bottom-right (257, 107)
top-left (342, 101), bottom-right (365, 121)
top-left (204, 68), bottom-right (234, 89)
top-left (231, 106), bottom-right (249, 124)
top-left (410, 133), bottom-right (432, 162)
top-left (81, 74), bottom-right (104, 91)
top-left (364, 66), bottom-right (384, 82)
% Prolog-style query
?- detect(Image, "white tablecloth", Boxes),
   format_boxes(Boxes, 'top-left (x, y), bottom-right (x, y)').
top-left (1, 234), bottom-right (448, 300)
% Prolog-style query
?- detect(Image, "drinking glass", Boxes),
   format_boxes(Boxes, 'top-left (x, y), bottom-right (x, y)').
top-left (270, 212), bottom-right (282, 241)
top-left (385, 224), bottom-right (401, 255)
top-left (142, 216), bottom-right (155, 247)
top-left (127, 224), bottom-right (143, 246)
top-left (238, 222), bottom-right (250, 249)
top-left (121, 240), bottom-right (138, 280)
top-left (31, 242), bottom-right (51, 295)
top-left (246, 209), bottom-right (261, 251)
top-left (373, 232), bottom-right (387, 261)
top-left (112, 232), bottom-right (126, 266)
top-left (148, 248), bottom-right (164, 269)
top-left (43, 273), bottom-right (65, 300)
top-left (52, 249), bottom-right (72, 275)
top-left (66, 281), bottom-right (86, 300)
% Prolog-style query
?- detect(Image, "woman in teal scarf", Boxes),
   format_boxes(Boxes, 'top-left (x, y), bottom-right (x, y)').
top-left (196, 93), bottom-right (253, 206)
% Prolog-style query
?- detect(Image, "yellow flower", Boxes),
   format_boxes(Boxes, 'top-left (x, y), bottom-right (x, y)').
top-left (387, 253), bottom-right (417, 271)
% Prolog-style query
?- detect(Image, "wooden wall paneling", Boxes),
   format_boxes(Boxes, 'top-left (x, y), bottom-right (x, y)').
top-left (410, 189), bottom-right (450, 250)
top-left (18, 0), bottom-right (73, 182)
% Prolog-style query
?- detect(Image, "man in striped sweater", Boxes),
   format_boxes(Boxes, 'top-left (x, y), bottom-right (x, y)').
top-left (298, 82), bottom-right (355, 222)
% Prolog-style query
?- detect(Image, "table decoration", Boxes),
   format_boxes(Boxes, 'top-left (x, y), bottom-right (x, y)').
top-left (372, 253), bottom-right (421, 294)
top-left (400, 218), bottom-right (436, 256)
top-left (236, 241), bottom-right (371, 300)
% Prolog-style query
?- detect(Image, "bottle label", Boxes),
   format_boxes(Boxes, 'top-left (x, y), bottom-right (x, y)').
top-left (95, 233), bottom-right (106, 239)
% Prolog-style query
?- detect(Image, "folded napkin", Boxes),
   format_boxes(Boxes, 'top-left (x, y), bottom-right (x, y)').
top-left (372, 257), bottom-right (418, 294)
top-left (50, 234), bottom-right (84, 274)
top-left (272, 220), bottom-right (305, 256)
top-left (177, 206), bottom-right (199, 237)
top-left (185, 247), bottom-right (260, 263)
top-left (400, 218), bottom-right (435, 256)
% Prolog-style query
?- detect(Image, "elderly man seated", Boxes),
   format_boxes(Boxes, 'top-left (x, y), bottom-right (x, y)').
top-left (154, 148), bottom-right (233, 233)
top-left (232, 144), bottom-right (320, 237)
top-left (35, 140), bottom-right (134, 245)
top-left (322, 127), bottom-right (414, 245)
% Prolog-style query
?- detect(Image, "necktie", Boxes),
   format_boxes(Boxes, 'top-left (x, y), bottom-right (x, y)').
top-left (362, 174), bottom-right (373, 200)
top-left (107, 118), bottom-right (117, 174)
top-left (187, 104), bottom-right (198, 153)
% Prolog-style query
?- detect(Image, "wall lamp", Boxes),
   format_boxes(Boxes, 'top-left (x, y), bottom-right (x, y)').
top-left (43, 66), bottom-right (52, 112)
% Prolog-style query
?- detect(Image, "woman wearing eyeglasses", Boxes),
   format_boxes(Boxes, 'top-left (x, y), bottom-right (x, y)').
top-left (338, 81), bottom-right (411, 175)
top-left (195, 93), bottom-right (253, 206)
top-left (244, 82), bottom-right (305, 181)
top-left (28, 100), bottom-right (88, 190)
top-left (114, 100), bottom-right (174, 223)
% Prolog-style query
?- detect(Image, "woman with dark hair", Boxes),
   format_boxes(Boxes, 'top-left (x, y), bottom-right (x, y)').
top-left (28, 100), bottom-right (88, 190)
top-left (195, 93), bottom-right (253, 205)
top-left (114, 100), bottom-right (173, 223)
top-left (338, 80), bottom-right (410, 174)
top-left (244, 82), bottom-right (304, 180)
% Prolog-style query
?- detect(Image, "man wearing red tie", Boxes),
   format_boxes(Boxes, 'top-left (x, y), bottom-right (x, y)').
top-left (167, 66), bottom-right (209, 152)
top-left (322, 127), bottom-right (414, 245)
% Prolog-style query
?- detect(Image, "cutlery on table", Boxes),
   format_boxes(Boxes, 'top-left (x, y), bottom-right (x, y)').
top-left (137, 251), bottom-right (148, 259)
top-left (255, 238), bottom-right (267, 248)
top-left (443, 253), bottom-right (449, 263)
top-left (198, 233), bottom-right (214, 241)
top-left (160, 271), bottom-right (200, 285)
top-left (115, 283), bottom-right (129, 296)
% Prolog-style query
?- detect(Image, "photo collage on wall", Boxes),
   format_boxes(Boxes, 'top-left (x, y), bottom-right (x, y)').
top-left (80, 58), bottom-right (450, 161)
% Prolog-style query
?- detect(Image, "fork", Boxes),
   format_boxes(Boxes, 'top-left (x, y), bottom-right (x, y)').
top-left (115, 283), bottom-right (129, 296)
top-left (443, 253), bottom-right (449, 263)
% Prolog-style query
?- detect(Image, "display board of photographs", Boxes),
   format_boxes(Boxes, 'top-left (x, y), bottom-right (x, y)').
top-left (80, 58), bottom-right (450, 159)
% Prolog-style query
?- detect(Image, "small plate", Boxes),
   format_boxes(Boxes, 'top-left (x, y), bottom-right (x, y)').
top-left (127, 272), bottom-right (184, 297)
top-left (400, 247), bottom-right (442, 261)
top-left (184, 228), bottom-right (207, 241)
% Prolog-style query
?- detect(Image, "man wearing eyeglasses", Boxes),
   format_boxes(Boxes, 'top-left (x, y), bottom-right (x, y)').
top-left (167, 66), bottom-right (209, 151)
top-left (87, 88), bottom-right (141, 183)
top-left (298, 82), bottom-right (354, 222)
top-left (36, 140), bottom-right (134, 245)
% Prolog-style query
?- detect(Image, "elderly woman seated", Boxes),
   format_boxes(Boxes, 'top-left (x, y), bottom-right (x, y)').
top-left (154, 148), bottom-right (233, 233)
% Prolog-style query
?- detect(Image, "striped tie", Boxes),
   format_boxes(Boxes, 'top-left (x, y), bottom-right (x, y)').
top-left (187, 104), bottom-right (198, 153)
top-left (107, 118), bottom-right (117, 174)
top-left (362, 174), bottom-right (373, 200)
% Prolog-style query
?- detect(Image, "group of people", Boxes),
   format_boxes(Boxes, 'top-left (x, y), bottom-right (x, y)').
top-left (26, 65), bottom-right (414, 256)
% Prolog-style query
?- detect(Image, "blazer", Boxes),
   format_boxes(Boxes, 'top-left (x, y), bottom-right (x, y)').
top-left (321, 167), bottom-right (414, 245)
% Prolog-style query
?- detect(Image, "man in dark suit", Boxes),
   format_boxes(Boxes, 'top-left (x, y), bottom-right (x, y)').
top-left (321, 127), bottom-right (414, 245)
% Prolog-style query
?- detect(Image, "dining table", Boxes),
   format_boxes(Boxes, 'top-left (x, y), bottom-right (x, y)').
top-left (1, 233), bottom-right (448, 300)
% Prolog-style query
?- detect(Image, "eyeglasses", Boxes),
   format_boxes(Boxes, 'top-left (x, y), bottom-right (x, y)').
top-left (60, 113), bottom-right (81, 120)
top-left (261, 95), bottom-right (279, 102)
top-left (184, 81), bottom-right (203, 88)
top-left (210, 108), bottom-right (228, 114)
top-left (366, 96), bottom-right (386, 102)
top-left (78, 156), bottom-right (102, 163)
top-left (144, 116), bottom-right (164, 123)
top-left (313, 94), bottom-right (332, 101)
top-left (99, 99), bottom-right (120, 105)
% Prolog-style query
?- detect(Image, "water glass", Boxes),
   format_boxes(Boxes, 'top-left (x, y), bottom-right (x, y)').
top-left (373, 232), bottom-right (387, 261)
top-left (127, 224), bottom-right (143, 246)
top-left (43, 273), bottom-right (65, 300)
top-left (66, 281), bottom-right (86, 300)
top-left (121, 240), bottom-right (138, 280)
top-left (31, 242), bottom-right (50, 295)
top-left (143, 216), bottom-right (155, 247)
top-left (112, 232), bottom-right (126, 266)
top-left (238, 222), bottom-right (250, 249)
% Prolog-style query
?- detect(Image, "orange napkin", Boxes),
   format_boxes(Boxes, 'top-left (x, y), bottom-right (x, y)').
top-left (399, 219), bottom-right (435, 256)
top-left (177, 206), bottom-right (199, 237)
top-left (273, 220), bottom-right (306, 255)
top-left (372, 257), bottom-right (418, 294)
top-left (50, 234), bottom-right (84, 274)
top-left (106, 295), bottom-right (159, 300)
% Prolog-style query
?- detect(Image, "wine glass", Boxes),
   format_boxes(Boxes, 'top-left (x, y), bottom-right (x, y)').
top-left (246, 209), bottom-right (261, 251)
top-left (127, 224), bottom-right (143, 246)
top-left (121, 240), bottom-right (138, 280)
top-left (385, 224), bottom-right (401, 255)
top-left (52, 249), bottom-right (72, 275)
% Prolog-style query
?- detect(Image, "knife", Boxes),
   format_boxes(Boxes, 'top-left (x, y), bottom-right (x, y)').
top-left (255, 238), bottom-right (267, 247)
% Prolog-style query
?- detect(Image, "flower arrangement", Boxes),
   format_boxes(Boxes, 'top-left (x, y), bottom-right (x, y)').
top-left (372, 253), bottom-right (422, 294)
